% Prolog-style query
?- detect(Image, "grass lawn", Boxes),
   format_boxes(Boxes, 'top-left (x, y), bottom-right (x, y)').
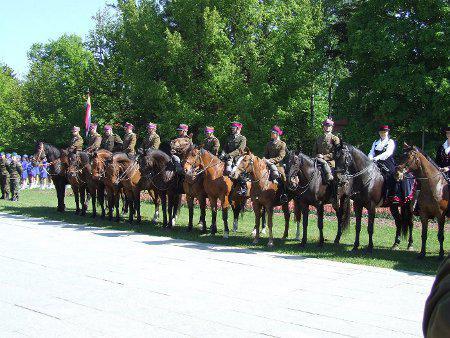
top-left (0, 189), bottom-right (447, 275)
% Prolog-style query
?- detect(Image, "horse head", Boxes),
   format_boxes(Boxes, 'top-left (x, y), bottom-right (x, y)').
top-left (171, 137), bottom-right (193, 157)
top-left (92, 150), bottom-right (111, 181)
top-left (287, 150), bottom-right (302, 190)
top-left (229, 147), bottom-right (253, 180)
top-left (183, 146), bottom-right (201, 179)
top-left (66, 152), bottom-right (81, 180)
top-left (395, 143), bottom-right (419, 180)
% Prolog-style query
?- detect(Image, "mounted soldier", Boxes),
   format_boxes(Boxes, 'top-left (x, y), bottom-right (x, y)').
top-left (171, 123), bottom-right (191, 174)
top-left (0, 152), bottom-right (10, 200)
top-left (436, 125), bottom-right (450, 181)
top-left (201, 126), bottom-right (220, 156)
top-left (100, 124), bottom-right (123, 152)
top-left (313, 118), bottom-right (340, 183)
top-left (140, 122), bottom-right (161, 154)
top-left (84, 123), bottom-right (102, 154)
top-left (67, 126), bottom-right (83, 153)
top-left (122, 122), bottom-right (137, 160)
top-left (264, 125), bottom-right (288, 203)
top-left (221, 121), bottom-right (247, 175)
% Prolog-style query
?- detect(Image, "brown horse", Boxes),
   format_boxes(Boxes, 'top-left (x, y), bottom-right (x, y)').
top-left (66, 151), bottom-right (90, 216)
top-left (396, 144), bottom-right (449, 258)
top-left (183, 148), bottom-right (233, 237)
top-left (229, 149), bottom-right (291, 247)
top-left (90, 149), bottom-right (114, 218)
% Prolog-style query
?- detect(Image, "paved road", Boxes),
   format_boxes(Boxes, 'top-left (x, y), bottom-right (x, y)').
top-left (0, 212), bottom-right (433, 337)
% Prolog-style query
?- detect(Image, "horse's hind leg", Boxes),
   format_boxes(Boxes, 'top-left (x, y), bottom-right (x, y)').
top-left (437, 217), bottom-right (445, 259)
top-left (73, 188), bottom-right (80, 214)
top-left (91, 189), bottom-right (97, 218)
top-left (80, 188), bottom-right (87, 216)
top-left (352, 204), bottom-right (363, 252)
top-left (232, 203), bottom-right (240, 233)
top-left (403, 204), bottom-right (414, 251)
top-left (222, 207), bottom-right (229, 239)
top-left (390, 205), bottom-right (402, 250)
top-left (199, 195), bottom-right (207, 233)
top-left (253, 203), bottom-right (262, 244)
top-left (366, 208), bottom-right (375, 253)
top-left (281, 202), bottom-right (290, 240)
top-left (187, 195), bottom-right (194, 231)
top-left (210, 197), bottom-right (218, 235)
top-left (317, 204), bottom-right (324, 247)
top-left (418, 214), bottom-right (428, 259)
top-left (99, 186), bottom-right (106, 219)
top-left (161, 193), bottom-right (168, 228)
top-left (300, 206), bottom-right (309, 247)
top-left (267, 207), bottom-right (274, 247)
top-left (294, 201), bottom-right (302, 241)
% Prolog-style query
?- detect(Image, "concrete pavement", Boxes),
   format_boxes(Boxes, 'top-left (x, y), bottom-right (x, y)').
top-left (0, 212), bottom-right (433, 337)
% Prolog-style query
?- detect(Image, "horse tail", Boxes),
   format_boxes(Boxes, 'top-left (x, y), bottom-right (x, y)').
top-left (400, 204), bottom-right (409, 238)
top-left (341, 197), bottom-right (351, 232)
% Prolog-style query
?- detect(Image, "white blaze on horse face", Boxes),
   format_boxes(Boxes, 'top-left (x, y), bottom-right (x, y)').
top-left (231, 156), bottom-right (244, 176)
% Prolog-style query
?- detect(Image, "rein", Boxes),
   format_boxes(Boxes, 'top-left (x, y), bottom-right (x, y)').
top-left (291, 158), bottom-right (319, 195)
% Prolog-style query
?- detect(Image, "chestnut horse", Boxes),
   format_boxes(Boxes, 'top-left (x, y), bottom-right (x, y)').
top-left (34, 142), bottom-right (68, 212)
top-left (229, 149), bottom-right (291, 247)
top-left (90, 149), bottom-right (113, 218)
top-left (183, 148), bottom-right (233, 237)
top-left (396, 144), bottom-right (449, 258)
top-left (66, 151), bottom-right (91, 216)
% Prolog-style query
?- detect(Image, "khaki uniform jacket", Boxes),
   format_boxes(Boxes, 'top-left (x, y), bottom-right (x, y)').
top-left (224, 134), bottom-right (247, 159)
top-left (101, 134), bottom-right (123, 152)
top-left (85, 132), bottom-right (102, 152)
top-left (312, 133), bottom-right (340, 168)
top-left (265, 139), bottom-right (287, 179)
top-left (7, 161), bottom-right (23, 180)
top-left (142, 133), bottom-right (161, 152)
top-left (0, 157), bottom-right (9, 176)
top-left (202, 136), bottom-right (220, 156)
top-left (68, 135), bottom-right (83, 152)
top-left (423, 255), bottom-right (450, 338)
top-left (122, 132), bottom-right (137, 155)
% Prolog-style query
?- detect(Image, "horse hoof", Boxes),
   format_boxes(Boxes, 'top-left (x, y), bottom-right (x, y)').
top-left (267, 241), bottom-right (274, 248)
top-left (333, 239), bottom-right (340, 245)
top-left (91, 214), bottom-right (96, 219)
top-left (318, 242), bottom-right (324, 248)
top-left (261, 228), bottom-right (267, 235)
top-left (364, 247), bottom-right (373, 254)
top-left (251, 229), bottom-right (257, 238)
top-left (351, 247), bottom-right (359, 253)
top-left (223, 232), bottom-right (229, 239)
top-left (407, 245), bottom-right (414, 252)
top-left (299, 242), bottom-right (306, 249)
top-left (417, 253), bottom-right (425, 259)
top-left (187, 227), bottom-right (192, 232)
top-left (391, 244), bottom-right (399, 251)
top-left (253, 239), bottom-right (259, 245)
top-left (136, 217), bottom-right (141, 224)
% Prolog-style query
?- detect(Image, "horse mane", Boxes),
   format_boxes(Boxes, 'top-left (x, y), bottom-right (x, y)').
top-left (42, 142), bottom-right (61, 159)
top-left (145, 150), bottom-right (171, 170)
top-left (413, 146), bottom-right (441, 170)
top-left (344, 143), bottom-right (372, 165)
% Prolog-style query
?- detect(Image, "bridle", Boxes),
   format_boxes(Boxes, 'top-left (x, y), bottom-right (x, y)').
top-left (288, 155), bottom-right (318, 195)
top-left (398, 150), bottom-right (444, 181)
top-left (233, 154), bottom-right (269, 185)
top-left (184, 149), bottom-right (221, 176)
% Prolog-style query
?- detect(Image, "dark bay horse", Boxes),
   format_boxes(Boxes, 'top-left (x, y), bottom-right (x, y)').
top-left (138, 150), bottom-right (182, 228)
top-left (90, 150), bottom-right (111, 218)
top-left (396, 144), bottom-right (449, 258)
top-left (34, 142), bottom-right (68, 212)
top-left (229, 149), bottom-right (291, 247)
top-left (183, 148), bottom-right (233, 237)
top-left (66, 151), bottom-right (91, 215)
top-left (334, 142), bottom-right (415, 253)
top-left (287, 151), bottom-right (349, 247)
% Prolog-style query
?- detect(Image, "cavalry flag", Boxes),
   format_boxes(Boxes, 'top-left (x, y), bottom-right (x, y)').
top-left (84, 93), bottom-right (92, 136)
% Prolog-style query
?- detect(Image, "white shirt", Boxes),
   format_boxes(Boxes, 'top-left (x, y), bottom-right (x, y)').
top-left (443, 140), bottom-right (450, 155)
top-left (368, 137), bottom-right (395, 161)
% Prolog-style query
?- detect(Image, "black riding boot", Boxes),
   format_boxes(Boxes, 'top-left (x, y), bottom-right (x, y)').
top-left (237, 176), bottom-right (248, 196)
top-left (278, 181), bottom-right (288, 204)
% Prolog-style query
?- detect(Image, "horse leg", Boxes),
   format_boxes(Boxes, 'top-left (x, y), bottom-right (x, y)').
top-left (99, 185), bottom-right (106, 219)
top-left (232, 203), bottom-right (240, 234)
top-left (128, 192), bottom-right (134, 224)
top-left (390, 205), bottom-right (402, 250)
top-left (267, 207), bottom-right (274, 247)
top-left (73, 187), bottom-right (80, 214)
top-left (199, 196), bottom-right (207, 233)
top-left (210, 198), bottom-right (218, 235)
top-left (299, 206), bottom-right (309, 247)
top-left (222, 207), bottom-right (229, 239)
top-left (80, 187), bottom-right (87, 216)
top-left (187, 195), bottom-right (194, 232)
top-left (91, 188), bottom-right (97, 218)
top-left (366, 208), bottom-right (375, 253)
top-left (405, 205), bottom-right (414, 251)
top-left (108, 190), bottom-right (113, 221)
top-left (317, 204), bottom-right (324, 247)
top-left (253, 203), bottom-right (262, 245)
top-left (261, 207), bottom-right (267, 235)
top-left (114, 191), bottom-right (120, 222)
top-left (438, 216), bottom-right (445, 259)
top-left (352, 204), bottom-right (363, 252)
top-left (294, 201), bottom-right (302, 241)
top-left (167, 194), bottom-right (175, 229)
top-left (281, 202), bottom-right (290, 240)
top-left (135, 190), bottom-right (141, 224)
top-left (161, 193), bottom-right (168, 228)
top-left (418, 214), bottom-right (428, 259)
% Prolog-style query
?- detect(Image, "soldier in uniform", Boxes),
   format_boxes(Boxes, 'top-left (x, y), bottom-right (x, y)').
top-left (7, 153), bottom-right (23, 201)
top-left (67, 126), bottom-right (84, 153)
top-left (436, 125), bottom-right (450, 181)
top-left (84, 123), bottom-right (102, 154)
top-left (201, 126), bottom-right (220, 156)
top-left (0, 152), bottom-right (10, 200)
top-left (264, 125), bottom-right (288, 203)
top-left (122, 122), bottom-right (137, 160)
top-left (313, 118), bottom-right (340, 183)
top-left (140, 122), bottom-right (161, 154)
top-left (171, 123), bottom-right (191, 173)
top-left (100, 125), bottom-right (123, 152)
top-left (221, 121), bottom-right (247, 175)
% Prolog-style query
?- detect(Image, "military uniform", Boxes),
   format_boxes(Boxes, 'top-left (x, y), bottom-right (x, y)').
top-left (101, 133), bottom-right (123, 152)
top-left (68, 135), bottom-right (84, 152)
top-left (7, 160), bottom-right (22, 201)
top-left (122, 132), bottom-right (137, 157)
top-left (264, 139), bottom-right (287, 180)
top-left (85, 131), bottom-right (102, 153)
top-left (223, 134), bottom-right (247, 160)
top-left (202, 136), bottom-right (220, 156)
top-left (142, 133), bottom-right (161, 153)
top-left (313, 133), bottom-right (340, 168)
top-left (0, 156), bottom-right (10, 199)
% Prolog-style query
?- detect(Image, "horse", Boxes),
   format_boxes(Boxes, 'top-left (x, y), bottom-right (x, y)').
top-left (396, 144), bottom-right (449, 259)
top-left (287, 151), bottom-right (350, 247)
top-left (34, 142), bottom-right (68, 212)
top-left (183, 148), bottom-right (233, 237)
top-left (229, 148), bottom-right (291, 247)
top-left (66, 151), bottom-right (91, 216)
top-left (334, 142), bottom-right (415, 253)
top-left (90, 149), bottom-right (112, 218)
top-left (138, 150), bottom-right (182, 228)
